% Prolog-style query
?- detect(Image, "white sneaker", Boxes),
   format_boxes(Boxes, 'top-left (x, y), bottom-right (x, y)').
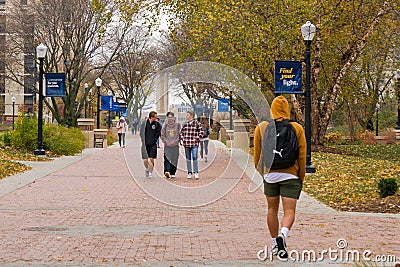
top-left (205, 156), bottom-right (208, 162)
top-left (194, 173), bottom-right (199, 179)
top-left (145, 169), bottom-right (149, 177)
top-left (148, 173), bottom-right (153, 178)
top-left (171, 174), bottom-right (176, 178)
top-left (187, 173), bottom-right (192, 179)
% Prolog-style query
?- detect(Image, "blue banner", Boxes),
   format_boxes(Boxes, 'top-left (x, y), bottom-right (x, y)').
top-left (45, 73), bottom-right (66, 97)
top-left (274, 60), bottom-right (302, 94)
top-left (101, 95), bottom-right (113, 111)
top-left (218, 98), bottom-right (229, 112)
top-left (112, 102), bottom-right (120, 111)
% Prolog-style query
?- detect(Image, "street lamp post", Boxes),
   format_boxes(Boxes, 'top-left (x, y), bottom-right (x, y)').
top-left (107, 89), bottom-right (112, 129)
top-left (34, 43), bottom-right (47, 156)
top-left (229, 90), bottom-right (233, 130)
top-left (95, 77), bottom-right (102, 129)
top-left (11, 96), bottom-right (16, 130)
top-left (375, 102), bottom-right (380, 136)
top-left (301, 21), bottom-right (316, 173)
top-left (84, 83), bottom-right (88, 118)
top-left (396, 77), bottom-right (400, 130)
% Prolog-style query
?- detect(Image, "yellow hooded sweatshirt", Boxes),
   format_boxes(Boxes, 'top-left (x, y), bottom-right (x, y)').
top-left (253, 96), bottom-right (306, 181)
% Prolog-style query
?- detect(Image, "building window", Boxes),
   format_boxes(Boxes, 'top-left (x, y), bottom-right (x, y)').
top-left (0, 16), bottom-right (5, 33)
top-left (24, 76), bottom-right (34, 94)
top-left (0, 1), bottom-right (5, 4)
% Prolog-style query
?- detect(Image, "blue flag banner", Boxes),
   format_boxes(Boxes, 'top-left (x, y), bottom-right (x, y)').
top-left (218, 98), bottom-right (229, 112)
top-left (274, 60), bottom-right (302, 94)
top-left (112, 101), bottom-right (120, 112)
top-left (101, 96), bottom-right (113, 111)
top-left (45, 73), bottom-right (66, 97)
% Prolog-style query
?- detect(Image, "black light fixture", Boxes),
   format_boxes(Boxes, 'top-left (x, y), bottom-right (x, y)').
top-left (34, 43), bottom-right (47, 156)
top-left (396, 77), bottom-right (400, 130)
top-left (301, 21), bottom-right (316, 173)
top-left (375, 102), bottom-right (380, 136)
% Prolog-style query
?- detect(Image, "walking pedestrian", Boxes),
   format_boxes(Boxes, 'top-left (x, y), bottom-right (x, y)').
top-left (253, 96), bottom-right (306, 259)
top-left (132, 118), bottom-right (138, 135)
top-left (161, 112), bottom-right (180, 178)
top-left (180, 110), bottom-right (203, 179)
top-left (116, 117), bottom-right (128, 148)
top-left (156, 117), bottom-right (162, 148)
top-left (199, 117), bottom-right (210, 162)
top-left (140, 111), bottom-right (162, 178)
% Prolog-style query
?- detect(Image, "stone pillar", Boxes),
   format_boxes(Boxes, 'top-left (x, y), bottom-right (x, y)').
top-left (233, 119), bottom-right (251, 149)
top-left (77, 118), bottom-right (95, 148)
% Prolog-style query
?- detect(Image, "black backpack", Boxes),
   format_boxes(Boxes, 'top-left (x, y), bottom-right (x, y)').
top-left (261, 119), bottom-right (299, 169)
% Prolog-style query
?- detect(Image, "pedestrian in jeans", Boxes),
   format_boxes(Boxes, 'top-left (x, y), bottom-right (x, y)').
top-left (116, 117), bottom-right (128, 147)
top-left (161, 112), bottom-right (180, 178)
top-left (253, 96), bottom-right (306, 259)
top-left (140, 111), bottom-right (162, 178)
top-left (179, 110), bottom-right (203, 179)
top-left (199, 117), bottom-right (210, 162)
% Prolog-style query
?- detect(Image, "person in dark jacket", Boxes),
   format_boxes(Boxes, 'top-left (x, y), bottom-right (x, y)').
top-left (140, 111), bottom-right (162, 177)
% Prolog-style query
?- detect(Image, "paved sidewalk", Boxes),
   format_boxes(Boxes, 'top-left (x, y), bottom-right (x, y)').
top-left (0, 133), bottom-right (399, 266)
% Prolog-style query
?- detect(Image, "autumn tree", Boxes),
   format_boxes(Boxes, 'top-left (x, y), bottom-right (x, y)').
top-left (160, 0), bottom-right (398, 144)
top-left (5, 0), bottom-right (145, 127)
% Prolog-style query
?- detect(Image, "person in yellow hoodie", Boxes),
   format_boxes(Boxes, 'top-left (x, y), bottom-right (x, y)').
top-left (254, 95), bottom-right (306, 259)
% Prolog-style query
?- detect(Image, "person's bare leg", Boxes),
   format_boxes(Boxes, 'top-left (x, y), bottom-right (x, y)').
top-left (149, 158), bottom-right (155, 173)
top-left (143, 159), bottom-right (149, 170)
top-left (281, 197), bottom-right (297, 231)
top-left (266, 196), bottom-right (280, 238)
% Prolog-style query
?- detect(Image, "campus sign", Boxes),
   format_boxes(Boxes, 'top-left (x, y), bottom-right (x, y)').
top-left (45, 73), bottom-right (66, 97)
top-left (218, 98), bottom-right (229, 112)
top-left (274, 60), bottom-right (302, 94)
top-left (101, 95), bottom-right (113, 111)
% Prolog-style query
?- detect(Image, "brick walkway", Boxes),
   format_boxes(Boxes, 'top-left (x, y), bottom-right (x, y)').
top-left (0, 134), bottom-right (399, 266)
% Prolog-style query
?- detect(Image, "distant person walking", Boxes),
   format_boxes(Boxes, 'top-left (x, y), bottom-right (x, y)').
top-left (156, 117), bottom-right (162, 148)
top-left (116, 117), bottom-right (128, 148)
top-left (199, 117), bottom-right (210, 162)
top-left (366, 118), bottom-right (374, 132)
top-left (161, 112), bottom-right (180, 178)
top-left (140, 111), bottom-right (162, 178)
top-left (180, 110), bottom-right (203, 179)
top-left (253, 96), bottom-right (306, 259)
top-left (131, 118), bottom-right (138, 135)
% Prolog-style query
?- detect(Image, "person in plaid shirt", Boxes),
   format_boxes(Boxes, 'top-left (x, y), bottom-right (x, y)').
top-left (179, 110), bottom-right (203, 179)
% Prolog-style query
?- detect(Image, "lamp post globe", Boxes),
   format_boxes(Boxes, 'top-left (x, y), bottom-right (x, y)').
top-left (301, 21), bottom-right (316, 173)
top-left (95, 78), bottom-right (102, 129)
top-left (34, 43), bottom-right (47, 156)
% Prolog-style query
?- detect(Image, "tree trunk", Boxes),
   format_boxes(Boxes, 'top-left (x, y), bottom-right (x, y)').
top-left (309, 1), bottom-right (390, 145)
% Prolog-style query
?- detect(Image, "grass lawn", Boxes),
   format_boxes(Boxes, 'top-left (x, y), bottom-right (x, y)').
top-left (304, 144), bottom-right (400, 213)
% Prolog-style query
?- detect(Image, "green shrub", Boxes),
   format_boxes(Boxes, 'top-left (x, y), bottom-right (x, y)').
top-left (8, 113), bottom-right (85, 156)
top-left (45, 125), bottom-right (85, 156)
top-left (0, 132), bottom-right (12, 147)
top-left (9, 113), bottom-right (38, 150)
top-left (107, 133), bottom-right (115, 146)
top-left (377, 178), bottom-right (399, 198)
